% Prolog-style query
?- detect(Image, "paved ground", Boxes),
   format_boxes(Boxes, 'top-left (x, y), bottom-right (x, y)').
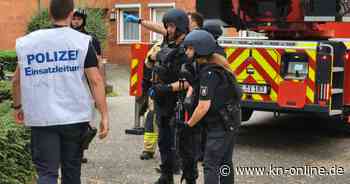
top-left (81, 65), bottom-right (350, 184)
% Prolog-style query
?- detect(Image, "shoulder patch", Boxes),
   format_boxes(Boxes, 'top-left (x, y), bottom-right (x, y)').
top-left (200, 86), bottom-right (208, 97)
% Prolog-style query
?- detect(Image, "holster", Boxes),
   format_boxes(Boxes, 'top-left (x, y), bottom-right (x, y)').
top-left (218, 102), bottom-right (241, 132)
top-left (81, 125), bottom-right (97, 150)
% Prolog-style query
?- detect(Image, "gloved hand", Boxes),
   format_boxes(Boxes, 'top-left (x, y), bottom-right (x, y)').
top-left (176, 119), bottom-right (190, 129)
top-left (148, 87), bottom-right (156, 99)
top-left (148, 84), bottom-right (172, 97)
top-left (183, 96), bottom-right (193, 111)
top-left (123, 13), bottom-right (140, 23)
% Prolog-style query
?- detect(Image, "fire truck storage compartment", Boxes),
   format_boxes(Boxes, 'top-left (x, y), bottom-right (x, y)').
top-left (281, 52), bottom-right (309, 80)
top-left (196, 0), bottom-right (235, 26)
top-left (304, 0), bottom-right (337, 21)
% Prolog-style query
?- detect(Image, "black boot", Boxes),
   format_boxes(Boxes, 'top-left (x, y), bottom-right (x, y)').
top-left (154, 174), bottom-right (174, 184)
top-left (185, 180), bottom-right (196, 184)
top-left (81, 157), bottom-right (88, 163)
top-left (173, 163), bottom-right (181, 175)
top-left (140, 151), bottom-right (154, 160)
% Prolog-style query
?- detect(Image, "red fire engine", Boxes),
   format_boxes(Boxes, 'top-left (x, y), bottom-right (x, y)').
top-left (128, 0), bottom-right (350, 134)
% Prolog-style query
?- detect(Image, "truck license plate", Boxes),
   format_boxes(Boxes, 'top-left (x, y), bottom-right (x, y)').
top-left (241, 84), bottom-right (269, 94)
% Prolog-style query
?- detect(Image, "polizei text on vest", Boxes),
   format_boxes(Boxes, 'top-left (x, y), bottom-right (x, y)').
top-left (24, 50), bottom-right (80, 76)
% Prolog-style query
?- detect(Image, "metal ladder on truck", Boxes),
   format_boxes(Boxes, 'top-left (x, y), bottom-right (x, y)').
top-left (322, 42), bottom-right (345, 117)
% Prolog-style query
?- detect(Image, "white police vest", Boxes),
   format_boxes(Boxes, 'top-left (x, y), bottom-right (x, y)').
top-left (16, 27), bottom-right (94, 127)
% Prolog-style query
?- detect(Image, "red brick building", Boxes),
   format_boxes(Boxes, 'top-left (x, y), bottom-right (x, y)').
top-left (0, 0), bottom-right (198, 64)
top-left (0, 0), bottom-right (107, 50)
top-left (2, 1), bottom-right (350, 65)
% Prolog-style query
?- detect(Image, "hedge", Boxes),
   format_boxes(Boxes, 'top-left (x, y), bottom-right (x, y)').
top-left (0, 51), bottom-right (17, 72)
top-left (27, 9), bottom-right (107, 46)
top-left (0, 80), bottom-right (11, 102)
top-left (0, 101), bottom-right (35, 184)
top-left (26, 9), bottom-right (52, 34)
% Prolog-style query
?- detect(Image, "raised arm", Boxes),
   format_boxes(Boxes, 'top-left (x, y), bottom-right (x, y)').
top-left (124, 13), bottom-right (167, 36)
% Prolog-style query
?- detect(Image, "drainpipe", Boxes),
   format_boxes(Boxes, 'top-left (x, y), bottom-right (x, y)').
top-left (38, 0), bottom-right (41, 11)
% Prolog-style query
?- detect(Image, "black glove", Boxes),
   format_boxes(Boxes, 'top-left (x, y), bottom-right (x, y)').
top-left (180, 63), bottom-right (196, 86)
top-left (176, 119), bottom-right (190, 129)
top-left (183, 96), bottom-right (193, 111)
top-left (154, 84), bottom-right (172, 96)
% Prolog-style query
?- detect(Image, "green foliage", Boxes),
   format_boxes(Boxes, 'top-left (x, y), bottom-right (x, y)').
top-left (26, 9), bottom-right (52, 33)
top-left (0, 51), bottom-right (17, 72)
top-left (0, 101), bottom-right (35, 184)
top-left (0, 80), bottom-right (12, 101)
top-left (85, 9), bottom-right (108, 48)
top-left (26, 8), bottom-right (107, 47)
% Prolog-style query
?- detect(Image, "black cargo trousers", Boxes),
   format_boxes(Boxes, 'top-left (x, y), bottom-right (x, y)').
top-left (157, 115), bottom-right (201, 182)
top-left (203, 125), bottom-right (238, 184)
top-left (31, 122), bottom-right (89, 184)
top-left (178, 125), bottom-right (201, 183)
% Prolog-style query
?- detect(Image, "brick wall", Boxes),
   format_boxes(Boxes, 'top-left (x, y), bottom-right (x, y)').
top-left (0, 0), bottom-right (39, 50)
top-left (0, 0), bottom-right (108, 50)
top-left (105, 0), bottom-right (196, 65)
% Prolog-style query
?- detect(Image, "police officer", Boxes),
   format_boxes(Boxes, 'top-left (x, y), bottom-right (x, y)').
top-left (181, 30), bottom-right (242, 184)
top-left (71, 9), bottom-right (102, 61)
top-left (152, 9), bottom-right (201, 184)
top-left (192, 20), bottom-right (227, 162)
top-left (12, 0), bottom-right (109, 183)
top-left (125, 9), bottom-right (201, 184)
top-left (71, 8), bottom-right (103, 163)
top-left (202, 20), bottom-right (226, 57)
top-left (188, 12), bottom-right (204, 31)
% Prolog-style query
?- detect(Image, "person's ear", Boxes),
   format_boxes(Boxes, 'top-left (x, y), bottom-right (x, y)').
top-left (67, 10), bottom-right (74, 21)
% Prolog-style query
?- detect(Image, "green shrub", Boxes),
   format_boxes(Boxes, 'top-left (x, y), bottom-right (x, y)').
top-left (0, 80), bottom-right (12, 102)
top-left (0, 101), bottom-right (35, 184)
top-left (0, 51), bottom-right (17, 72)
top-left (85, 9), bottom-right (108, 47)
top-left (26, 8), bottom-right (107, 47)
top-left (26, 9), bottom-right (52, 33)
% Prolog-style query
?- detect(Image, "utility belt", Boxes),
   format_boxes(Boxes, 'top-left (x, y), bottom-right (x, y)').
top-left (218, 101), bottom-right (241, 132)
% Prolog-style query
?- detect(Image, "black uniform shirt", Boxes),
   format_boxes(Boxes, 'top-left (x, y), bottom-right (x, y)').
top-left (52, 25), bottom-right (98, 68)
top-left (84, 43), bottom-right (98, 68)
top-left (90, 35), bottom-right (102, 56)
top-left (198, 66), bottom-right (223, 122)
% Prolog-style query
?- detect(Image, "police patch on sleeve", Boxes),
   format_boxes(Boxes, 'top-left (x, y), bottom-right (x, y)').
top-left (200, 86), bottom-right (208, 97)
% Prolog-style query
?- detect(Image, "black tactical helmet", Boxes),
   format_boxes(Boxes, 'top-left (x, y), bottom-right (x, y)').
top-left (183, 30), bottom-right (217, 56)
top-left (202, 20), bottom-right (223, 40)
top-left (162, 8), bottom-right (189, 34)
top-left (73, 9), bottom-right (87, 27)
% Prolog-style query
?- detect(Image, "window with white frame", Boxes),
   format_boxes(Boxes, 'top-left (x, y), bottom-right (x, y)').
top-left (118, 6), bottom-right (141, 43)
top-left (149, 5), bottom-right (174, 42)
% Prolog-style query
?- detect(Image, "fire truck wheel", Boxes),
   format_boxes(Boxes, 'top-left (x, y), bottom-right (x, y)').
top-left (241, 108), bottom-right (253, 122)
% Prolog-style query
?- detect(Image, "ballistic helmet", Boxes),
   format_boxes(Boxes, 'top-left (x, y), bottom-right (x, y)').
top-left (183, 30), bottom-right (217, 56)
top-left (162, 9), bottom-right (189, 34)
top-left (202, 20), bottom-right (223, 40)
